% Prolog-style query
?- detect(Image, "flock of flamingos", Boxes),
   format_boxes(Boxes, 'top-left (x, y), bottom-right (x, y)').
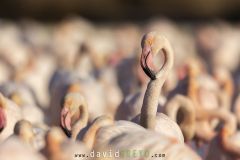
top-left (0, 18), bottom-right (239, 160)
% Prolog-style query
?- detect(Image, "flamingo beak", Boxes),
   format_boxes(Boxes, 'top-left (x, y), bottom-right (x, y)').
top-left (141, 46), bottom-right (152, 67)
top-left (141, 45), bottom-right (156, 80)
top-left (0, 107), bottom-right (6, 133)
top-left (60, 107), bottom-right (72, 137)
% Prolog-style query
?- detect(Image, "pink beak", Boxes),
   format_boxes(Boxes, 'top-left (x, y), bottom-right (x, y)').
top-left (141, 45), bottom-right (157, 80)
top-left (141, 46), bottom-right (151, 66)
top-left (0, 108), bottom-right (6, 132)
top-left (60, 107), bottom-right (72, 132)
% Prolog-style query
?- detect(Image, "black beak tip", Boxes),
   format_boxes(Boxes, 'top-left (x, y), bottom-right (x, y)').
top-left (60, 124), bottom-right (72, 138)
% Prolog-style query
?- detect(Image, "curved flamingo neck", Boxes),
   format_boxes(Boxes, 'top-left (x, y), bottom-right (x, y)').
top-left (165, 95), bottom-right (196, 141)
top-left (216, 111), bottom-right (240, 157)
top-left (82, 116), bottom-right (113, 149)
top-left (140, 78), bottom-right (164, 129)
top-left (71, 103), bottom-right (89, 140)
top-left (139, 32), bottom-right (174, 129)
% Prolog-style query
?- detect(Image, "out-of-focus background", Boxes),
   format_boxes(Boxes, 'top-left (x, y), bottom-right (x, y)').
top-left (0, 1), bottom-right (240, 160)
top-left (0, 0), bottom-right (240, 21)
